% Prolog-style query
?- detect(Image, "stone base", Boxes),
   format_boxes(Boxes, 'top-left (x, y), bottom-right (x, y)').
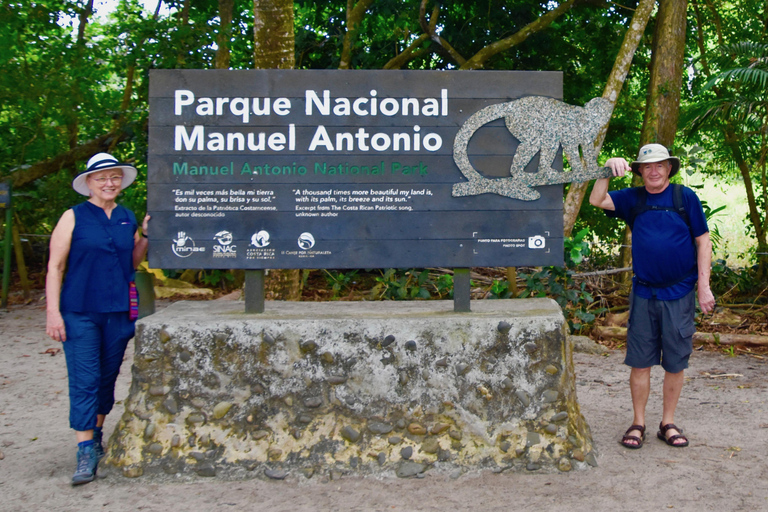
top-left (105, 299), bottom-right (595, 480)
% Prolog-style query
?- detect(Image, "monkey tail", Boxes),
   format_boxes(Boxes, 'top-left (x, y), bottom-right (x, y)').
top-left (452, 103), bottom-right (508, 183)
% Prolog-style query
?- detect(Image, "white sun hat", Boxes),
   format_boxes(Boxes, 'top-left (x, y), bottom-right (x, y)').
top-left (630, 144), bottom-right (681, 177)
top-left (71, 153), bottom-right (138, 196)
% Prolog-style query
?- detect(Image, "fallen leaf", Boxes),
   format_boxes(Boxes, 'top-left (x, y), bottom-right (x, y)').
top-left (41, 348), bottom-right (61, 356)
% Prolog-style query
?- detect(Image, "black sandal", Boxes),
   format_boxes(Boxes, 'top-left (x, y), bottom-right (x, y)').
top-left (620, 424), bottom-right (646, 449)
top-left (657, 423), bottom-right (689, 447)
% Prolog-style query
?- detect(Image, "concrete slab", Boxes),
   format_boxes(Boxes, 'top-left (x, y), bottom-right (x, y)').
top-left (105, 298), bottom-right (594, 479)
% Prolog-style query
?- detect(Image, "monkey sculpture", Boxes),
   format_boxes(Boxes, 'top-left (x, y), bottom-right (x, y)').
top-left (452, 96), bottom-right (613, 201)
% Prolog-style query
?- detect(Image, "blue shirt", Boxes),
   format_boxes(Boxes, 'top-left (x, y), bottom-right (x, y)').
top-left (607, 185), bottom-right (708, 300)
top-left (60, 201), bottom-right (137, 313)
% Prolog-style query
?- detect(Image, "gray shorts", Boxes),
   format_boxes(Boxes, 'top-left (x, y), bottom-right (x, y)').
top-left (625, 289), bottom-right (696, 373)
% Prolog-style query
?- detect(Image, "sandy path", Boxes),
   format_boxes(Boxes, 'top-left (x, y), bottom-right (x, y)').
top-left (1, 302), bottom-right (767, 512)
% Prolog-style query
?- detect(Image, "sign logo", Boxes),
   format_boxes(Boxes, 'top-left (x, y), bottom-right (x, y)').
top-left (213, 230), bottom-right (233, 245)
top-left (251, 230), bottom-right (271, 248)
top-left (213, 230), bottom-right (237, 258)
top-left (172, 231), bottom-right (205, 257)
top-left (528, 235), bottom-right (546, 249)
top-left (298, 232), bottom-right (315, 250)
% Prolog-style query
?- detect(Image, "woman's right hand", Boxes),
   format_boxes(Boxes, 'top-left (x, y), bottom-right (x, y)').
top-left (46, 310), bottom-right (66, 342)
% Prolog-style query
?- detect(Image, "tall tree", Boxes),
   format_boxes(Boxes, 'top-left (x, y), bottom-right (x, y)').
top-left (67, 0), bottom-right (94, 149)
top-left (616, 0), bottom-right (688, 276)
top-left (215, 0), bottom-right (234, 69)
top-left (684, 0), bottom-right (768, 277)
top-left (339, 0), bottom-right (375, 69)
top-left (640, 0), bottom-right (688, 146)
top-left (254, 0), bottom-right (294, 68)
top-left (562, 0), bottom-right (655, 237)
top-left (254, 0), bottom-right (300, 299)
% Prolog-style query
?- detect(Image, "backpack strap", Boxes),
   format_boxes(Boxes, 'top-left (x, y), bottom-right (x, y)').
top-left (627, 187), bottom-right (647, 231)
top-left (671, 183), bottom-right (694, 241)
top-left (627, 184), bottom-right (691, 233)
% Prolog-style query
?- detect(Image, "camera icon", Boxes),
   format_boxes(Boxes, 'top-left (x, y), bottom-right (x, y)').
top-left (528, 235), bottom-right (546, 249)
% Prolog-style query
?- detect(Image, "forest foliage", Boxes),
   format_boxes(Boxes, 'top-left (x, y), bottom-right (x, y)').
top-left (2, 0), bottom-right (768, 326)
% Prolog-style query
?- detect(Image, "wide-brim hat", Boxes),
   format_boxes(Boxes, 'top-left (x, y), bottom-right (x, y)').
top-left (630, 144), bottom-right (680, 178)
top-left (72, 153), bottom-right (138, 196)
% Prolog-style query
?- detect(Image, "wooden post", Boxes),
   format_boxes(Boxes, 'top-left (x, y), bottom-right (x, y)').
top-left (11, 219), bottom-right (30, 300)
top-left (1, 183), bottom-right (12, 309)
top-left (453, 268), bottom-right (470, 312)
top-left (506, 266), bottom-right (518, 297)
top-left (245, 269), bottom-right (265, 313)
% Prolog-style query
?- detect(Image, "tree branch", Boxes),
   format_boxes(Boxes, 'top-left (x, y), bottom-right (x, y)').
top-left (6, 131), bottom-right (131, 189)
top-left (383, 34), bottom-right (429, 69)
top-left (460, 0), bottom-right (578, 70)
top-left (339, 0), bottom-right (376, 69)
top-left (419, 0), bottom-right (466, 66)
top-left (562, 0), bottom-right (655, 237)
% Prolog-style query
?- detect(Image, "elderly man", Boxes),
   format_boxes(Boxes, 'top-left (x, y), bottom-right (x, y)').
top-left (590, 143), bottom-right (716, 449)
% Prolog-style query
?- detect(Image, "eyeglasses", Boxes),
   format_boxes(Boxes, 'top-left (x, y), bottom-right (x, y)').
top-left (91, 176), bottom-right (123, 184)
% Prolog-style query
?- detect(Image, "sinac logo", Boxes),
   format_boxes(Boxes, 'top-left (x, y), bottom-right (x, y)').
top-left (298, 232), bottom-right (315, 250)
top-left (213, 230), bottom-right (234, 245)
top-left (213, 230), bottom-right (236, 256)
top-left (251, 230), bottom-right (270, 248)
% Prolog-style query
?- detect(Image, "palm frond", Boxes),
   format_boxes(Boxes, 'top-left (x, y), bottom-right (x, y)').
top-left (705, 67), bottom-right (768, 90)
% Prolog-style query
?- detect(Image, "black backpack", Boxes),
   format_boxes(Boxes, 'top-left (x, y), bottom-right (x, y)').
top-left (626, 183), bottom-right (697, 289)
top-left (627, 183), bottom-right (691, 234)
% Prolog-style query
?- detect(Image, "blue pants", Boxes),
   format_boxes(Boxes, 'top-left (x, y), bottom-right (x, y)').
top-left (62, 311), bottom-right (135, 431)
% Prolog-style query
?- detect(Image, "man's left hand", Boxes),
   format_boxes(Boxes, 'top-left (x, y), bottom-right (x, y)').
top-left (698, 286), bottom-right (716, 315)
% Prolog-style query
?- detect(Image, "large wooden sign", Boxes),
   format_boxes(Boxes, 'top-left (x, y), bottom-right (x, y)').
top-left (148, 69), bottom-right (565, 269)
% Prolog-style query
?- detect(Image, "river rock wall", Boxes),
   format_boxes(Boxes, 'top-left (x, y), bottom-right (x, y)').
top-left (105, 299), bottom-right (595, 480)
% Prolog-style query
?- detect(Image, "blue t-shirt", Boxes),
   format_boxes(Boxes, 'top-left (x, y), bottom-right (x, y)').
top-left (60, 201), bottom-right (137, 313)
top-left (607, 185), bottom-right (708, 300)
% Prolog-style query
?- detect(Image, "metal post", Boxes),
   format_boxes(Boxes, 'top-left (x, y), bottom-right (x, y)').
top-left (1, 183), bottom-right (12, 309)
top-left (453, 267), bottom-right (470, 312)
top-left (135, 270), bottom-right (156, 319)
top-left (244, 269), bottom-right (265, 313)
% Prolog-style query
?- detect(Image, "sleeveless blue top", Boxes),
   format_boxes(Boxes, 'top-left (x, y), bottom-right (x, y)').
top-left (60, 201), bottom-right (137, 313)
top-left (607, 185), bottom-right (708, 300)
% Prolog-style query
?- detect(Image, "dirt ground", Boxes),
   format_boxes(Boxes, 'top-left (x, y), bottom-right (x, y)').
top-left (1, 300), bottom-right (767, 512)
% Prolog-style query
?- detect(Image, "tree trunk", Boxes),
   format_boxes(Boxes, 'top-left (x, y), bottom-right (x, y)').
top-left (339, 0), bottom-right (375, 69)
top-left (215, 0), bottom-right (234, 69)
top-left (691, 2), bottom-right (768, 277)
top-left (176, 0), bottom-right (191, 67)
top-left (562, 0), bottom-right (655, 237)
top-left (253, 0), bottom-right (295, 69)
top-left (618, 0), bottom-right (688, 279)
top-left (253, 0), bottom-right (300, 299)
top-left (640, 0), bottom-right (688, 146)
top-left (67, 0), bottom-right (94, 150)
top-left (724, 127), bottom-right (768, 278)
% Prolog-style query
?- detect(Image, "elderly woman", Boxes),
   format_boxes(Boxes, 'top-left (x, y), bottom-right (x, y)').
top-left (45, 153), bottom-right (150, 485)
